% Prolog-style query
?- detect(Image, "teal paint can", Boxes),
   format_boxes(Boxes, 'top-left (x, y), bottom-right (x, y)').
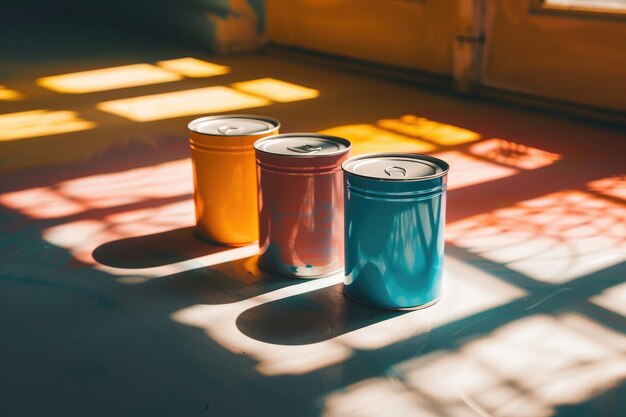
top-left (342, 153), bottom-right (449, 310)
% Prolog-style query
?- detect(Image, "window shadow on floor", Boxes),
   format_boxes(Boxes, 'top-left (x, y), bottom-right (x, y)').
top-left (92, 226), bottom-right (225, 268)
top-left (236, 283), bottom-right (407, 345)
top-left (139, 255), bottom-right (303, 306)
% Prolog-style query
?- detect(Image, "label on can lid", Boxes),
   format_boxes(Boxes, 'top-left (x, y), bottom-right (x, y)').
top-left (188, 115), bottom-right (277, 136)
top-left (254, 134), bottom-right (350, 157)
top-left (343, 154), bottom-right (447, 180)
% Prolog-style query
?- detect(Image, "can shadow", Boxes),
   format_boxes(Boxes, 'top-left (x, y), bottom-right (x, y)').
top-left (140, 255), bottom-right (302, 306)
top-left (235, 283), bottom-right (407, 345)
top-left (92, 226), bottom-right (227, 268)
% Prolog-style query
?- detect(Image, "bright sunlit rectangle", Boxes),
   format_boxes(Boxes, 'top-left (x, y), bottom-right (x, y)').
top-left (37, 63), bottom-right (182, 93)
top-left (43, 200), bottom-right (195, 266)
top-left (319, 124), bottom-right (436, 155)
top-left (364, 313), bottom-right (626, 417)
top-left (469, 138), bottom-right (562, 170)
top-left (447, 190), bottom-right (626, 283)
top-left (0, 109), bottom-right (95, 141)
top-left (156, 57), bottom-right (230, 78)
top-left (324, 314), bottom-right (626, 417)
top-left (378, 115), bottom-right (482, 145)
top-left (0, 85), bottom-right (23, 101)
top-left (431, 150), bottom-right (518, 190)
top-left (232, 78), bottom-right (319, 102)
top-left (587, 175), bottom-right (626, 201)
top-left (590, 282), bottom-right (626, 317)
top-left (170, 254), bottom-right (525, 377)
top-left (40, 196), bottom-right (257, 281)
top-left (0, 159), bottom-right (192, 219)
top-left (96, 86), bottom-right (271, 122)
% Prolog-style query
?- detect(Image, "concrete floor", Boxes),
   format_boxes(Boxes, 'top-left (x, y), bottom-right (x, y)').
top-left (1, 11), bottom-right (625, 417)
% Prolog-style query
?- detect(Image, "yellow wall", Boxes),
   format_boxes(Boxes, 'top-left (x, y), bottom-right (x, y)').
top-left (266, 0), bottom-right (455, 75)
top-left (483, 1), bottom-right (626, 111)
top-left (266, 0), bottom-right (626, 112)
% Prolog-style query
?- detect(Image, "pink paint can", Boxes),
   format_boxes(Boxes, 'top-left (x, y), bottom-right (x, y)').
top-left (254, 133), bottom-right (351, 278)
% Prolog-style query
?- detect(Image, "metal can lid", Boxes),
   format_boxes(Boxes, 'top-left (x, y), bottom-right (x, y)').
top-left (342, 153), bottom-right (449, 181)
top-left (254, 133), bottom-right (351, 157)
top-left (188, 115), bottom-right (278, 136)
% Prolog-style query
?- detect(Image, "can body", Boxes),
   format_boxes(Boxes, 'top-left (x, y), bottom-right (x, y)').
top-left (188, 115), bottom-right (279, 245)
top-left (342, 153), bottom-right (449, 309)
top-left (255, 134), bottom-right (351, 278)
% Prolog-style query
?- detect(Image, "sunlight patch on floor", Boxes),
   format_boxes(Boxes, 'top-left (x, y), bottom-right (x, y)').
top-left (42, 200), bottom-right (195, 266)
top-left (469, 138), bottom-right (562, 170)
top-left (319, 124), bottom-right (436, 155)
top-left (96, 86), bottom-right (271, 121)
top-left (0, 109), bottom-right (95, 141)
top-left (171, 256), bottom-right (524, 376)
top-left (378, 115), bottom-right (481, 145)
top-left (324, 313), bottom-right (626, 417)
top-left (37, 63), bottom-right (182, 93)
top-left (431, 150), bottom-right (518, 190)
top-left (156, 57), bottom-right (230, 78)
top-left (232, 78), bottom-right (319, 102)
top-left (0, 158), bottom-right (193, 219)
top-left (590, 282), bottom-right (626, 317)
top-left (0, 85), bottom-right (23, 101)
top-left (447, 190), bottom-right (626, 283)
top-left (587, 175), bottom-right (626, 201)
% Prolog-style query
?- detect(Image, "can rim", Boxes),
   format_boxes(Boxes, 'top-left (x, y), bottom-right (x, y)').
top-left (342, 153), bottom-right (449, 182)
top-left (187, 114), bottom-right (280, 136)
top-left (254, 133), bottom-right (352, 158)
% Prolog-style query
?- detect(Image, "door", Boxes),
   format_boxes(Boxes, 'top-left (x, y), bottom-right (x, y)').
top-left (266, 0), bottom-right (626, 114)
top-left (482, 0), bottom-right (626, 112)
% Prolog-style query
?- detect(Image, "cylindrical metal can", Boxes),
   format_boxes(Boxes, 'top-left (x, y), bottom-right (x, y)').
top-left (188, 114), bottom-right (280, 245)
top-left (254, 133), bottom-right (351, 278)
top-left (342, 153), bottom-right (449, 309)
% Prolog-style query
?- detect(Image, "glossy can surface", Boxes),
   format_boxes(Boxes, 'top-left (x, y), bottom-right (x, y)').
top-left (255, 133), bottom-right (351, 278)
top-left (188, 115), bottom-right (280, 245)
top-left (342, 153), bottom-right (449, 309)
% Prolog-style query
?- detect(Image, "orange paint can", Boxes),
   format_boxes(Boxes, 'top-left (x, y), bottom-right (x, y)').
top-left (188, 115), bottom-right (280, 245)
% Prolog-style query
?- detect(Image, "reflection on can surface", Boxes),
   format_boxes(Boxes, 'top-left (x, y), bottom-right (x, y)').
top-left (255, 133), bottom-right (351, 278)
top-left (188, 114), bottom-right (279, 246)
top-left (342, 153), bottom-right (449, 309)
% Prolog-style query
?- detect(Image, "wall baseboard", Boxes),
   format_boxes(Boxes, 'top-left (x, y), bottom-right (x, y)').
top-left (265, 43), bottom-right (626, 127)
